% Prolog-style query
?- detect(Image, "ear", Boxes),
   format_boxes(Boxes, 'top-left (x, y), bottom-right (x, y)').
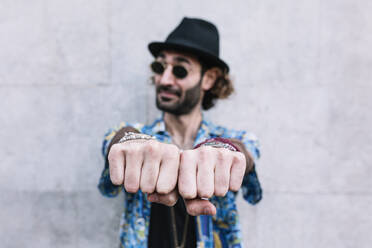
top-left (201, 67), bottom-right (221, 91)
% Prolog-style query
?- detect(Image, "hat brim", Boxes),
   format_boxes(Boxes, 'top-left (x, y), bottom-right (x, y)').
top-left (148, 41), bottom-right (229, 73)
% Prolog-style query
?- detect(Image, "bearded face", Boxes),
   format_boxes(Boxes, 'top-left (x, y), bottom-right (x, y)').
top-left (151, 50), bottom-right (206, 115)
top-left (155, 78), bottom-right (202, 116)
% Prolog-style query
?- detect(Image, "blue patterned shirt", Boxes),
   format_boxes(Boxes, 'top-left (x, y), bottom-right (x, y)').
top-left (98, 117), bottom-right (262, 248)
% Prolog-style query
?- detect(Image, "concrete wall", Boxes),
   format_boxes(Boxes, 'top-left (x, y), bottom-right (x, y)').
top-left (1, 0), bottom-right (371, 247)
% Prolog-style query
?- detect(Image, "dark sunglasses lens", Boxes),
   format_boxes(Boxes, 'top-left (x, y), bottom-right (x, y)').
top-left (172, 66), bottom-right (188, 79)
top-left (151, 61), bottom-right (164, 74)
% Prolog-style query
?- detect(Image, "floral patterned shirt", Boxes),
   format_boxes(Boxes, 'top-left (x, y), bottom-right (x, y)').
top-left (98, 117), bottom-right (262, 248)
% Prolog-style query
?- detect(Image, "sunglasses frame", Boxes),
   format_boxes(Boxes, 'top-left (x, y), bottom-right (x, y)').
top-left (150, 61), bottom-right (189, 79)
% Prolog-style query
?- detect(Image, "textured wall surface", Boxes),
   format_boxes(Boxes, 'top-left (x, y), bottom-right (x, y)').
top-left (1, 0), bottom-right (371, 247)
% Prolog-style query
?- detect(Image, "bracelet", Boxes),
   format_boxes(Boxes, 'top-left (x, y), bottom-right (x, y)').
top-left (118, 132), bottom-right (156, 143)
top-left (194, 137), bottom-right (240, 152)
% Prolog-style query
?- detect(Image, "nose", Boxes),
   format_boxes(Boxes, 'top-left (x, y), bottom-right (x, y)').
top-left (159, 66), bottom-right (176, 86)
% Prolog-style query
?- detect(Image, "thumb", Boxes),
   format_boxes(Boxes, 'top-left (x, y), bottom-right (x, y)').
top-left (184, 198), bottom-right (216, 216)
top-left (147, 189), bottom-right (179, 207)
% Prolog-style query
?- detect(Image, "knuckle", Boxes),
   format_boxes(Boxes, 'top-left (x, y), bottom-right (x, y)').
top-left (144, 141), bottom-right (163, 159)
top-left (230, 184), bottom-right (240, 192)
top-left (198, 146), bottom-right (211, 160)
top-left (144, 140), bottom-right (158, 153)
top-left (124, 182), bottom-right (138, 193)
top-left (181, 149), bottom-right (193, 159)
top-left (214, 187), bottom-right (228, 197)
top-left (163, 144), bottom-right (180, 160)
top-left (108, 146), bottom-right (121, 161)
top-left (222, 148), bottom-right (232, 157)
top-left (186, 203), bottom-right (199, 216)
top-left (141, 141), bottom-right (151, 152)
top-left (141, 185), bottom-right (155, 194)
top-left (109, 143), bottom-right (120, 154)
top-left (179, 188), bottom-right (196, 199)
top-left (235, 152), bottom-right (246, 164)
top-left (109, 174), bottom-right (121, 185)
top-left (216, 149), bottom-right (227, 162)
top-left (156, 184), bottom-right (172, 194)
top-left (125, 187), bottom-right (138, 193)
top-left (167, 143), bottom-right (179, 152)
top-left (171, 144), bottom-right (181, 157)
top-left (125, 144), bottom-right (140, 156)
top-left (229, 178), bottom-right (243, 191)
top-left (198, 188), bottom-right (213, 199)
top-left (164, 195), bottom-right (178, 207)
top-left (216, 152), bottom-right (229, 169)
top-left (219, 148), bottom-right (231, 159)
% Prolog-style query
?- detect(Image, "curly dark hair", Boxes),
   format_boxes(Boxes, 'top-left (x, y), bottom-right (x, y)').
top-left (200, 61), bottom-right (234, 110)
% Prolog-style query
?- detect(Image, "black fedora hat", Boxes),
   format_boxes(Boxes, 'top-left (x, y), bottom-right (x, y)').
top-left (148, 17), bottom-right (229, 72)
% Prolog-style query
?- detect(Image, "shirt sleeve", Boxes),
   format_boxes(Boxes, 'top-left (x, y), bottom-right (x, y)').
top-left (97, 123), bottom-right (127, 197)
top-left (239, 131), bottom-right (263, 205)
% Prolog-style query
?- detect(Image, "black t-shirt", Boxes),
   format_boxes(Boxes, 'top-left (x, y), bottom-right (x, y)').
top-left (148, 199), bottom-right (196, 248)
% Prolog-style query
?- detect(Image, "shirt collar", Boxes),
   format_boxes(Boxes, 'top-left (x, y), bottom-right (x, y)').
top-left (151, 115), bottom-right (223, 145)
top-left (152, 116), bottom-right (167, 135)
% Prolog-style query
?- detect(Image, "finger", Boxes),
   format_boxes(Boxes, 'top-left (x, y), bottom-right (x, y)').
top-left (196, 147), bottom-right (215, 198)
top-left (229, 152), bottom-right (246, 191)
top-left (108, 144), bottom-right (125, 185)
top-left (214, 149), bottom-right (232, 196)
top-left (184, 199), bottom-right (216, 216)
top-left (156, 145), bottom-right (180, 194)
top-left (147, 190), bottom-right (179, 207)
top-left (124, 147), bottom-right (143, 193)
top-left (178, 150), bottom-right (197, 199)
top-left (140, 143), bottom-right (162, 193)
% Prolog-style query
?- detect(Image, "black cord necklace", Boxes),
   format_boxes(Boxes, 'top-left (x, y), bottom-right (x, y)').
top-left (170, 206), bottom-right (189, 248)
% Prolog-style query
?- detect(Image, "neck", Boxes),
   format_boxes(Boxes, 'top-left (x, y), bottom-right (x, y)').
top-left (163, 107), bottom-right (203, 150)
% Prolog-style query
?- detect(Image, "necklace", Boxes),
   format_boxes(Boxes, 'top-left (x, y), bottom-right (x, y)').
top-left (170, 206), bottom-right (189, 248)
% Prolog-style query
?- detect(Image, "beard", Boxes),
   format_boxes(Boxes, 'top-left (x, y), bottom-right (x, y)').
top-left (156, 80), bottom-right (202, 116)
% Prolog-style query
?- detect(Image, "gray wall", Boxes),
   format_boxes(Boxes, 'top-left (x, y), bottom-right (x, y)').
top-left (1, 0), bottom-right (371, 247)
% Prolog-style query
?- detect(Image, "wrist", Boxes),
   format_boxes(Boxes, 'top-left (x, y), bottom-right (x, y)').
top-left (107, 127), bottom-right (140, 158)
top-left (195, 137), bottom-right (255, 174)
top-left (194, 137), bottom-right (240, 152)
top-left (118, 132), bottom-right (155, 143)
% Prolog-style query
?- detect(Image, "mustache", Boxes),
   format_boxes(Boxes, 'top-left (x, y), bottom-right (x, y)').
top-left (156, 85), bottom-right (182, 97)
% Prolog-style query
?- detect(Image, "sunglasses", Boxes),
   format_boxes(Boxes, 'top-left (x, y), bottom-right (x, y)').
top-left (150, 61), bottom-right (188, 79)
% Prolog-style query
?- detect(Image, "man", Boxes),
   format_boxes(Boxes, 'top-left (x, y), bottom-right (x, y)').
top-left (98, 17), bottom-right (262, 248)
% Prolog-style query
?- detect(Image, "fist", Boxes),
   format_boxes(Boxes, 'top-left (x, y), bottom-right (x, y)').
top-left (108, 140), bottom-right (180, 195)
top-left (178, 146), bottom-right (246, 200)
